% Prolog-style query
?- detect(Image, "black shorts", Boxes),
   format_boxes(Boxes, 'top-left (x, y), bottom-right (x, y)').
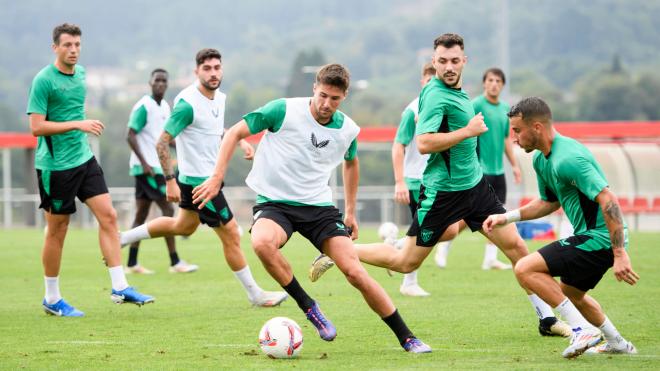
top-left (407, 190), bottom-right (420, 219)
top-left (483, 174), bottom-right (506, 204)
top-left (537, 235), bottom-right (614, 292)
top-left (36, 157), bottom-right (108, 215)
top-left (135, 174), bottom-right (166, 201)
top-left (178, 181), bottom-right (233, 227)
top-left (252, 202), bottom-right (351, 252)
top-left (407, 176), bottom-right (506, 247)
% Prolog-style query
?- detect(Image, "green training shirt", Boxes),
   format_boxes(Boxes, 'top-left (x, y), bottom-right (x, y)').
top-left (472, 94), bottom-right (510, 176)
top-left (533, 133), bottom-right (627, 251)
top-left (416, 77), bottom-right (482, 191)
top-left (26, 64), bottom-right (93, 171)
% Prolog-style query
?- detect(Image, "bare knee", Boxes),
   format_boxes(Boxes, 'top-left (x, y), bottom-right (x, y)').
top-left (340, 264), bottom-right (370, 288)
top-left (513, 257), bottom-right (533, 282)
top-left (46, 218), bottom-right (69, 239)
top-left (176, 221), bottom-right (198, 236)
top-left (97, 207), bottom-right (118, 228)
top-left (400, 260), bottom-right (421, 273)
top-left (251, 235), bottom-right (280, 259)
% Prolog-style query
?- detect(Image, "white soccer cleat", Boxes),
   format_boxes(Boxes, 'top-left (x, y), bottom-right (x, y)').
top-left (124, 265), bottom-right (155, 275)
top-left (481, 259), bottom-right (512, 270)
top-left (400, 284), bottom-right (431, 297)
top-left (585, 340), bottom-right (637, 355)
top-left (309, 254), bottom-right (335, 282)
top-left (249, 291), bottom-right (288, 307)
top-left (562, 327), bottom-right (604, 359)
top-left (434, 241), bottom-right (450, 268)
top-left (169, 260), bottom-right (199, 273)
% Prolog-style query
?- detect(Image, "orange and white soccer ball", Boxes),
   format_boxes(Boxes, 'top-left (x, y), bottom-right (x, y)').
top-left (258, 317), bottom-right (303, 359)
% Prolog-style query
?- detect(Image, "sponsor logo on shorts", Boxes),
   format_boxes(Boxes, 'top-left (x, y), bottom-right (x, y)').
top-left (421, 228), bottom-right (433, 243)
top-left (253, 210), bottom-right (263, 221)
top-left (559, 239), bottom-right (570, 247)
top-left (220, 207), bottom-right (230, 220)
top-left (52, 199), bottom-right (63, 212)
top-left (336, 222), bottom-right (345, 230)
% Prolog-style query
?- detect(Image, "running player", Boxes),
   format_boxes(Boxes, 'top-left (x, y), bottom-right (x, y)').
top-left (28, 23), bottom-right (154, 317)
top-left (483, 96), bottom-right (638, 358)
top-left (120, 48), bottom-right (287, 307)
top-left (434, 67), bottom-right (521, 270)
top-left (192, 63), bottom-right (432, 353)
top-left (317, 34), bottom-right (572, 336)
top-left (125, 69), bottom-right (197, 274)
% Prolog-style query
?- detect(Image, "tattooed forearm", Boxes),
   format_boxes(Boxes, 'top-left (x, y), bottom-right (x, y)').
top-left (604, 200), bottom-right (625, 249)
top-left (157, 133), bottom-right (173, 176)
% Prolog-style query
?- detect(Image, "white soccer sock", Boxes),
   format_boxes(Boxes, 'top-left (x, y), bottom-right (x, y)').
top-left (402, 270), bottom-right (418, 287)
top-left (598, 316), bottom-right (625, 344)
top-left (528, 294), bottom-right (555, 319)
top-left (120, 224), bottom-right (151, 245)
top-left (483, 243), bottom-right (498, 263)
top-left (44, 276), bottom-right (62, 305)
top-left (234, 265), bottom-right (263, 299)
top-left (555, 298), bottom-right (592, 330)
top-left (108, 265), bottom-right (129, 291)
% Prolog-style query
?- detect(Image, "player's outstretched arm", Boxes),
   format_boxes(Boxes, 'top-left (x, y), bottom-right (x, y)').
top-left (482, 198), bottom-right (560, 232)
top-left (391, 143), bottom-right (410, 205)
top-left (596, 188), bottom-right (640, 285)
top-left (192, 120), bottom-right (252, 209)
top-left (416, 113), bottom-right (487, 154)
top-left (29, 113), bottom-right (105, 137)
top-left (343, 157), bottom-right (359, 240)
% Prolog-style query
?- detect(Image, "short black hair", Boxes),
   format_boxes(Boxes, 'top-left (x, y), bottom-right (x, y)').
top-left (195, 48), bottom-right (222, 66)
top-left (508, 97), bottom-right (552, 125)
top-left (316, 63), bottom-right (350, 92)
top-left (433, 33), bottom-right (464, 50)
top-left (151, 68), bottom-right (168, 76)
top-left (52, 23), bottom-right (81, 45)
top-left (483, 67), bottom-right (506, 85)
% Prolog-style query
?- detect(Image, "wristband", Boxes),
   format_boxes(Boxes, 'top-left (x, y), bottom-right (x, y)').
top-left (164, 174), bottom-right (176, 181)
top-left (504, 209), bottom-right (521, 223)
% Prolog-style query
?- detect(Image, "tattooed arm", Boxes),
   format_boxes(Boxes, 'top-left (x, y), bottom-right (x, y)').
top-left (157, 131), bottom-right (180, 203)
top-left (596, 187), bottom-right (639, 285)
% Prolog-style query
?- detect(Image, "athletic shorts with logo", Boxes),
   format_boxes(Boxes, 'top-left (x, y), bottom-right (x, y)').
top-left (407, 176), bottom-right (506, 247)
top-left (135, 174), bottom-right (166, 201)
top-left (537, 235), bottom-right (615, 292)
top-left (483, 174), bottom-right (506, 204)
top-left (36, 157), bottom-right (108, 215)
top-left (252, 202), bottom-right (351, 252)
top-left (407, 188), bottom-right (421, 219)
top-left (178, 181), bottom-right (233, 227)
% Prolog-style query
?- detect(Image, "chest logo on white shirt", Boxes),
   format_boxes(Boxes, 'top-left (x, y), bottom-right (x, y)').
top-left (310, 133), bottom-right (330, 149)
top-left (211, 108), bottom-right (220, 118)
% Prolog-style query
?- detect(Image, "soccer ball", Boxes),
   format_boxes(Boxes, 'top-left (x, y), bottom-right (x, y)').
top-left (258, 317), bottom-right (303, 359)
top-left (378, 222), bottom-right (399, 241)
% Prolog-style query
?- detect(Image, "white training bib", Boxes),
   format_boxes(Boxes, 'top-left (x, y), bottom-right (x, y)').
top-left (128, 95), bottom-right (170, 170)
top-left (403, 97), bottom-right (429, 180)
top-left (246, 97), bottom-right (360, 204)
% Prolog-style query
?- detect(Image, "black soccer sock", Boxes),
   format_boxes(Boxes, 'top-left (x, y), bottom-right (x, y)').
top-left (282, 276), bottom-right (315, 312)
top-left (127, 246), bottom-right (139, 267)
top-left (382, 309), bottom-right (414, 346)
top-left (169, 251), bottom-right (180, 266)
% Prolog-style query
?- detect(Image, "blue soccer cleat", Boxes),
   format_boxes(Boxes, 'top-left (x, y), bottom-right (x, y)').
top-left (306, 302), bottom-right (337, 341)
top-left (403, 337), bottom-right (432, 353)
top-left (111, 286), bottom-right (155, 306)
top-left (42, 298), bottom-right (84, 317)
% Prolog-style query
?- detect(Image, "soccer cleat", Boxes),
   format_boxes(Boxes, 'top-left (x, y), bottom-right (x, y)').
top-left (585, 340), bottom-right (637, 355)
top-left (124, 264), bottom-right (155, 275)
top-left (42, 298), bottom-right (84, 317)
top-left (249, 291), bottom-right (288, 307)
top-left (403, 337), bottom-right (432, 353)
top-left (111, 286), bottom-right (155, 306)
top-left (481, 259), bottom-right (512, 270)
top-left (562, 327), bottom-right (604, 359)
top-left (309, 254), bottom-right (335, 282)
top-left (169, 260), bottom-right (199, 273)
top-left (306, 302), bottom-right (337, 341)
top-left (539, 316), bottom-right (573, 337)
top-left (400, 284), bottom-right (431, 297)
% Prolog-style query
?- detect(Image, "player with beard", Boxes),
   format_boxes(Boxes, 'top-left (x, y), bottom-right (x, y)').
top-left (120, 49), bottom-right (287, 307)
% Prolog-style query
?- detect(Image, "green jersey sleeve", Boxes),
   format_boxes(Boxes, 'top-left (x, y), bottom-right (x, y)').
top-left (26, 75), bottom-right (49, 115)
top-left (243, 98), bottom-right (286, 134)
top-left (394, 108), bottom-right (416, 145)
top-left (416, 91), bottom-right (446, 135)
top-left (127, 104), bottom-right (148, 133)
top-left (164, 98), bottom-right (194, 138)
top-left (559, 157), bottom-right (609, 201)
top-left (344, 139), bottom-right (358, 161)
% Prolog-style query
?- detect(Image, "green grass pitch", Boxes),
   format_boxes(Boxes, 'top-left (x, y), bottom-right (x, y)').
top-left (1, 228), bottom-right (658, 370)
